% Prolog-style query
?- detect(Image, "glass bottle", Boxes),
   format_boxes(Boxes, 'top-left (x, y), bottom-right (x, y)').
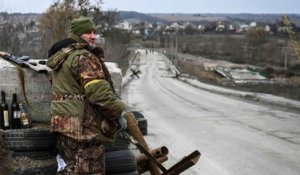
top-left (19, 103), bottom-right (31, 128)
top-left (1, 91), bottom-right (10, 130)
top-left (11, 93), bottom-right (21, 129)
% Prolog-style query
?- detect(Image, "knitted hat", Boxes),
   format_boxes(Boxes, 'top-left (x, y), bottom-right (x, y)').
top-left (70, 17), bottom-right (96, 36)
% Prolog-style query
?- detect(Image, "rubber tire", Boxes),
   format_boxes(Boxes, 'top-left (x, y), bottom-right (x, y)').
top-left (137, 118), bottom-right (148, 135)
top-left (12, 150), bottom-right (56, 160)
top-left (4, 128), bottom-right (55, 138)
top-left (4, 128), bottom-right (57, 151)
top-left (140, 128), bottom-right (148, 136)
top-left (11, 157), bottom-right (57, 175)
top-left (128, 111), bottom-right (148, 135)
top-left (105, 150), bottom-right (137, 173)
top-left (137, 118), bottom-right (147, 130)
top-left (108, 171), bottom-right (139, 175)
top-left (11, 163), bottom-right (57, 175)
top-left (131, 111), bottom-right (145, 119)
top-left (104, 137), bottom-right (130, 152)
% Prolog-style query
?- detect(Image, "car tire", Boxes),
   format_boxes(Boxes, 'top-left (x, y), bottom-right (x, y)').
top-left (131, 111), bottom-right (145, 120)
top-left (129, 111), bottom-right (148, 136)
top-left (107, 171), bottom-right (139, 175)
top-left (4, 128), bottom-right (56, 151)
top-left (11, 157), bottom-right (57, 175)
top-left (12, 150), bottom-right (56, 160)
top-left (136, 118), bottom-right (148, 135)
top-left (104, 137), bottom-right (130, 152)
top-left (105, 150), bottom-right (137, 173)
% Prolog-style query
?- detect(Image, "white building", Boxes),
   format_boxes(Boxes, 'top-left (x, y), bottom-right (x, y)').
top-left (264, 25), bottom-right (271, 32)
top-left (114, 21), bottom-right (132, 30)
top-left (250, 22), bottom-right (257, 28)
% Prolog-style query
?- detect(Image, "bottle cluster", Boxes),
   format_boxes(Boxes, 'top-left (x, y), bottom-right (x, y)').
top-left (0, 91), bottom-right (31, 130)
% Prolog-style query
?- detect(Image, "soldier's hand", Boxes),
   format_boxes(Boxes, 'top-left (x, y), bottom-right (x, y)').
top-left (116, 116), bottom-right (127, 134)
top-left (101, 118), bottom-right (118, 138)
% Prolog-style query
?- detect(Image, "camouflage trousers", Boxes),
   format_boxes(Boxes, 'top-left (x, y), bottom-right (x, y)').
top-left (57, 134), bottom-right (105, 175)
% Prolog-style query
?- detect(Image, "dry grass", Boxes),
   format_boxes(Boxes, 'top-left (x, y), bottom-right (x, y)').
top-left (287, 76), bottom-right (300, 87)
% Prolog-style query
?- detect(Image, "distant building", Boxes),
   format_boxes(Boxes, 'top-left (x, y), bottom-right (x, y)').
top-left (216, 21), bottom-right (225, 32)
top-left (250, 22), bottom-right (257, 28)
top-left (237, 24), bottom-right (250, 33)
top-left (264, 25), bottom-right (271, 32)
top-left (170, 22), bottom-right (180, 29)
top-left (96, 34), bottom-right (105, 44)
top-left (184, 22), bottom-right (197, 30)
top-left (228, 24), bottom-right (236, 32)
top-left (114, 20), bottom-right (132, 30)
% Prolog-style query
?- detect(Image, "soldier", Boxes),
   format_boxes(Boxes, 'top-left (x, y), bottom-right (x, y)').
top-left (47, 16), bottom-right (129, 175)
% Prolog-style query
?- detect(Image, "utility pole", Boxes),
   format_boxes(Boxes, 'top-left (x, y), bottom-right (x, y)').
top-left (175, 33), bottom-right (178, 58)
top-left (284, 47), bottom-right (288, 70)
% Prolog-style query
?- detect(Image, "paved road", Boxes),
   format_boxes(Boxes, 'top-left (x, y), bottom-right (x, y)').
top-left (122, 50), bottom-right (300, 175)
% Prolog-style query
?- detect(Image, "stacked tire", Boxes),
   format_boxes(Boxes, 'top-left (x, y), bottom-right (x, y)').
top-left (105, 150), bottom-right (138, 175)
top-left (104, 111), bottom-right (150, 174)
top-left (3, 128), bottom-right (57, 175)
top-left (4, 129), bottom-right (139, 175)
top-left (105, 133), bottom-right (138, 175)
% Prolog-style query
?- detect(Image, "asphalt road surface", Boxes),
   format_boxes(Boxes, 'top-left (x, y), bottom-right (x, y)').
top-left (122, 49), bottom-right (300, 175)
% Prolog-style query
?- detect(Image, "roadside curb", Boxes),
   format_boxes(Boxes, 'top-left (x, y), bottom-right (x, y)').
top-left (180, 77), bottom-right (300, 112)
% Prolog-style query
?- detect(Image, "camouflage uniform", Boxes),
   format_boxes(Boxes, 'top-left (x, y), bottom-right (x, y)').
top-left (56, 135), bottom-right (105, 175)
top-left (47, 42), bottom-right (127, 174)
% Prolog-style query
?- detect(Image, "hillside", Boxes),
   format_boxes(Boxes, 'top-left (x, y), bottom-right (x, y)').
top-left (1, 12), bottom-right (300, 26)
top-left (119, 11), bottom-right (167, 24)
top-left (0, 12), bottom-right (40, 23)
top-left (119, 12), bottom-right (300, 25)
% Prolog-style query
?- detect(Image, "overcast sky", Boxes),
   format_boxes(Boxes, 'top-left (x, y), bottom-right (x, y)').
top-left (0, 0), bottom-right (300, 14)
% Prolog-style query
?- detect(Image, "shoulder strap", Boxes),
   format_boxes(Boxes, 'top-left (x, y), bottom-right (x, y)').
top-left (16, 65), bottom-right (45, 114)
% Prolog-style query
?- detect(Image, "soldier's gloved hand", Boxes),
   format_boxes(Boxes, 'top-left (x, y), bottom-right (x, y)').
top-left (101, 118), bottom-right (118, 138)
top-left (121, 107), bottom-right (138, 121)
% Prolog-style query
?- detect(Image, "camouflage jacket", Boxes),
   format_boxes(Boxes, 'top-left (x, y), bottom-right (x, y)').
top-left (47, 42), bottom-right (126, 142)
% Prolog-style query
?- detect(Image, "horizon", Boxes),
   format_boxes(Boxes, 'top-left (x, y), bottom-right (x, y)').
top-left (0, 0), bottom-right (300, 14)
top-left (1, 11), bottom-right (300, 15)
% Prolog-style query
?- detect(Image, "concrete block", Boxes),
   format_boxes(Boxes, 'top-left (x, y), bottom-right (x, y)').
top-left (0, 59), bottom-right (122, 122)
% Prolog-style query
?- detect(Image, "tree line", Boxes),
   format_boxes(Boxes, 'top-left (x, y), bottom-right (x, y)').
top-left (0, 0), bottom-right (133, 73)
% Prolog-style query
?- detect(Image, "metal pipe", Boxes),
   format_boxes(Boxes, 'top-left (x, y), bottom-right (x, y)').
top-left (137, 146), bottom-right (169, 164)
top-left (125, 112), bottom-right (161, 175)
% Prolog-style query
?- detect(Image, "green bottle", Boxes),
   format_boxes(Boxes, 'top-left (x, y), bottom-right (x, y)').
top-left (1, 91), bottom-right (10, 130)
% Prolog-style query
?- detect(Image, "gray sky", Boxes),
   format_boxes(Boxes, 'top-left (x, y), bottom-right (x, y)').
top-left (0, 0), bottom-right (300, 14)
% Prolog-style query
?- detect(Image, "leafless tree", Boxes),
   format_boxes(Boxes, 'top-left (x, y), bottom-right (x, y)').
top-left (37, 0), bottom-right (78, 58)
top-left (37, 0), bottom-right (130, 70)
top-left (0, 19), bottom-right (22, 55)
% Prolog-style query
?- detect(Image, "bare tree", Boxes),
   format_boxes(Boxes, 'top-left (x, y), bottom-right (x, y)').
top-left (37, 0), bottom-right (104, 56)
top-left (37, 0), bottom-right (130, 69)
top-left (100, 10), bottom-right (121, 31)
top-left (0, 20), bottom-right (22, 55)
top-left (246, 28), bottom-right (267, 64)
top-left (37, 1), bottom-right (78, 58)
